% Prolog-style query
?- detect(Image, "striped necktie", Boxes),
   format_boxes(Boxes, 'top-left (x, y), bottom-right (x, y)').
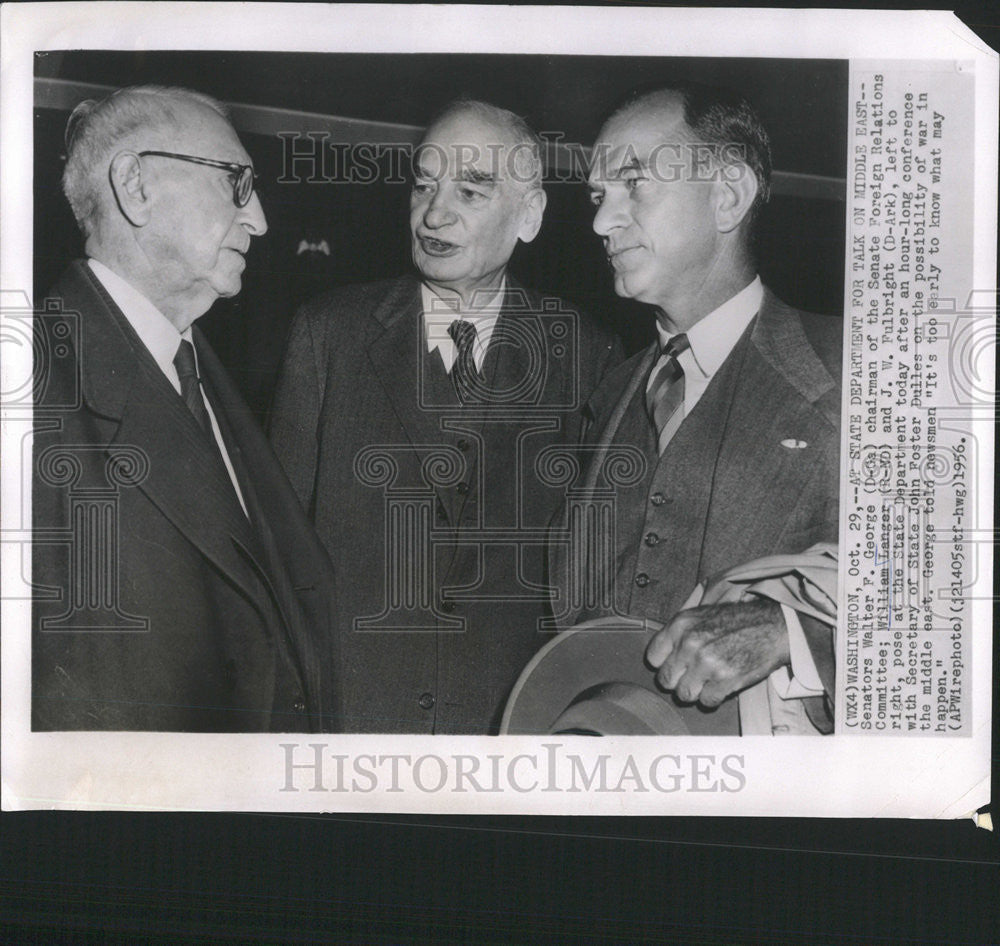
top-left (448, 318), bottom-right (480, 401)
top-left (646, 333), bottom-right (689, 454)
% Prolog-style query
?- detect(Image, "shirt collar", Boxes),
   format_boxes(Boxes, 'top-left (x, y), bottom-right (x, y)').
top-left (655, 276), bottom-right (763, 379)
top-left (88, 259), bottom-right (193, 382)
top-left (422, 278), bottom-right (506, 355)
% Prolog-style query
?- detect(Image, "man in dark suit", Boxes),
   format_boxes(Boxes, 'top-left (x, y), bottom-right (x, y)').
top-left (32, 86), bottom-right (338, 732)
top-left (270, 100), bottom-right (622, 733)
top-left (551, 84), bottom-right (842, 735)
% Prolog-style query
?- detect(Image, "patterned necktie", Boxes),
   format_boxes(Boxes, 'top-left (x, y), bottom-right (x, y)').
top-left (646, 333), bottom-right (689, 454)
top-left (173, 339), bottom-right (213, 435)
top-left (448, 318), bottom-right (480, 401)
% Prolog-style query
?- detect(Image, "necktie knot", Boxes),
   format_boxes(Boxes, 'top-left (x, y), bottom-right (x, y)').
top-left (646, 333), bottom-right (689, 454)
top-left (173, 338), bottom-right (200, 384)
top-left (173, 339), bottom-right (212, 436)
top-left (662, 332), bottom-right (689, 360)
top-left (448, 318), bottom-right (477, 360)
top-left (448, 318), bottom-right (482, 402)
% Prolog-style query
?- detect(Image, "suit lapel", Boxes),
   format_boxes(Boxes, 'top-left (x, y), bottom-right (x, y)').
top-left (547, 344), bottom-right (655, 627)
top-left (64, 261), bottom-right (272, 612)
top-left (197, 334), bottom-right (327, 720)
top-left (366, 278), bottom-right (449, 456)
top-left (750, 289), bottom-right (838, 417)
top-left (657, 292), bottom-right (837, 579)
top-left (701, 299), bottom-right (838, 568)
top-left (584, 344), bottom-right (658, 494)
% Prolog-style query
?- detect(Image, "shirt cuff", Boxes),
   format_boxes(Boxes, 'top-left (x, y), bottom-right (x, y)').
top-left (770, 604), bottom-right (825, 698)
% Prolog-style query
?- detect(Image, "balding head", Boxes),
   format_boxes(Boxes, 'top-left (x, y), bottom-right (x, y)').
top-left (420, 99), bottom-right (544, 191)
top-left (62, 85), bottom-right (229, 239)
top-left (61, 84), bottom-right (268, 330)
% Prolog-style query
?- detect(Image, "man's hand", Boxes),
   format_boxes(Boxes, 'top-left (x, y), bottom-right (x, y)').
top-left (645, 600), bottom-right (790, 707)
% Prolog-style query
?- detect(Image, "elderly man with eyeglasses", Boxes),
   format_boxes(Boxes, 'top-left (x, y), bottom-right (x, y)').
top-left (32, 85), bottom-right (339, 732)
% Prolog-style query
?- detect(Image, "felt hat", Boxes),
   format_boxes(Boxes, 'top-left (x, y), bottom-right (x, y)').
top-left (500, 616), bottom-right (738, 736)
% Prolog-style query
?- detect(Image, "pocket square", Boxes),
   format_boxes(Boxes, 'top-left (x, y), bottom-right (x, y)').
top-left (780, 438), bottom-right (808, 449)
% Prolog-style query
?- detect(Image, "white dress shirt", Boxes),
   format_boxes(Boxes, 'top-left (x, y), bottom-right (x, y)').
top-left (88, 259), bottom-right (248, 517)
top-left (649, 276), bottom-right (825, 734)
top-left (648, 276), bottom-right (763, 417)
top-left (422, 279), bottom-right (506, 374)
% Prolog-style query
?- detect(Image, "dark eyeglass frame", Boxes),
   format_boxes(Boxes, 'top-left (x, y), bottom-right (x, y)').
top-left (137, 150), bottom-right (257, 207)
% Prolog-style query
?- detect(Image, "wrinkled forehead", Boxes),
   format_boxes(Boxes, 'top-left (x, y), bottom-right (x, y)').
top-left (415, 112), bottom-right (524, 184)
top-left (588, 99), bottom-right (694, 185)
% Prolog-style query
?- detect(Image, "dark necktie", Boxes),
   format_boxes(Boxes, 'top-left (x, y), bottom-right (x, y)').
top-left (646, 333), bottom-right (689, 454)
top-left (173, 338), bottom-right (249, 518)
top-left (173, 339), bottom-right (213, 436)
top-left (448, 318), bottom-right (480, 401)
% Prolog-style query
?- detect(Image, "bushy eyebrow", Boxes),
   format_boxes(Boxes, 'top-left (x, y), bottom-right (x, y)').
top-left (411, 163), bottom-right (498, 186)
top-left (457, 168), bottom-right (497, 186)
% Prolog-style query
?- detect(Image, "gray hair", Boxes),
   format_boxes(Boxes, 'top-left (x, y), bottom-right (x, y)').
top-left (425, 98), bottom-right (544, 190)
top-left (62, 85), bottom-right (228, 238)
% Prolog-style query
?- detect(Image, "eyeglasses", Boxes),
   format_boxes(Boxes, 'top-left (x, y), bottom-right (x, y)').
top-left (138, 150), bottom-right (258, 207)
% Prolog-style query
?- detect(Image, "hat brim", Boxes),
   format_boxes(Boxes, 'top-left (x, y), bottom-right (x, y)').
top-left (500, 616), bottom-right (739, 736)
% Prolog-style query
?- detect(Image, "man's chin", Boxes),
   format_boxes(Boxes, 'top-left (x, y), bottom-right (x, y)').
top-left (414, 255), bottom-right (465, 285)
top-left (613, 271), bottom-right (643, 301)
top-left (212, 273), bottom-right (244, 299)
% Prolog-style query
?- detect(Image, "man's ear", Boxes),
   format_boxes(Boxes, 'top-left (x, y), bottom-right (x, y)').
top-left (714, 161), bottom-right (758, 234)
top-left (517, 187), bottom-right (547, 244)
top-left (108, 151), bottom-right (152, 227)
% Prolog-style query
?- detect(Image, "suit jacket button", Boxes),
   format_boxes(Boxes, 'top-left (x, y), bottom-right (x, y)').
top-left (650, 492), bottom-right (671, 506)
top-left (644, 532), bottom-right (659, 547)
top-left (418, 692), bottom-right (435, 710)
top-left (634, 572), bottom-right (650, 588)
top-left (441, 600), bottom-right (456, 613)
top-left (456, 481), bottom-right (470, 494)
top-left (457, 438), bottom-right (470, 451)
top-left (292, 698), bottom-right (306, 713)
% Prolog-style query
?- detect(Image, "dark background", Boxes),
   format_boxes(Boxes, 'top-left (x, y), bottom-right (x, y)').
top-left (10, 28), bottom-right (999, 946)
top-left (34, 51), bottom-right (846, 421)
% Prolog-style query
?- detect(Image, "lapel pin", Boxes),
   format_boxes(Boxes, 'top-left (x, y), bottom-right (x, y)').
top-left (781, 438), bottom-right (808, 449)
